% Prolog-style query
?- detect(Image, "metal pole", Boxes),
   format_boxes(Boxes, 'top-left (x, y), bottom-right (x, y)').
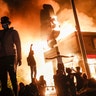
top-left (70, 0), bottom-right (91, 78)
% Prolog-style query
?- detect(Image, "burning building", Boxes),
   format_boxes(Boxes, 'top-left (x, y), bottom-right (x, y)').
top-left (43, 1), bottom-right (96, 79)
top-left (1, 0), bottom-right (96, 87)
top-left (44, 31), bottom-right (96, 78)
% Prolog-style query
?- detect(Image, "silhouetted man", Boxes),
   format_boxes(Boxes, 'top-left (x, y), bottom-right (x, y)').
top-left (27, 44), bottom-right (37, 81)
top-left (38, 75), bottom-right (46, 96)
top-left (0, 16), bottom-right (22, 96)
top-left (73, 66), bottom-right (83, 92)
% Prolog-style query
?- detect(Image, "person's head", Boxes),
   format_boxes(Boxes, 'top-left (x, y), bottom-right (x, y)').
top-left (76, 66), bottom-right (80, 72)
top-left (39, 75), bottom-right (44, 80)
top-left (30, 44), bottom-right (33, 51)
top-left (82, 73), bottom-right (87, 79)
top-left (0, 16), bottom-right (11, 29)
top-left (66, 68), bottom-right (72, 74)
top-left (57, 51), bottom-right (60, 55)
top-left (31, 44), bottom-right (33, 47)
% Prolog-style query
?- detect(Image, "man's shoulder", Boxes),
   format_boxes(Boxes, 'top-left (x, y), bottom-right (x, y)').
top-left (10, 27), bottom-right (17, 31)
top-left (9, 27), bottom-right (19, 35)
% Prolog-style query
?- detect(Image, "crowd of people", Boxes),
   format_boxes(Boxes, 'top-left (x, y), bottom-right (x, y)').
top-left (18, 76), bottom-right (46, 96)
top-left (0, 16), bottom-right (96, 96)
top-left (0, 16), bottom-right (47, 96)
top-left (54, 66), bottom-right (96, 96)
top-left (0, 76), bottom-right (46, 96)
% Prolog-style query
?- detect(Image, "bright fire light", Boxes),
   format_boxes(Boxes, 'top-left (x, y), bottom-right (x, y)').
top-left (51, 15), bottom-right (60, 31)
top-left (15, 8), bottom-right (96, 85)
top-left (17, 40), bottom-right (55, 85)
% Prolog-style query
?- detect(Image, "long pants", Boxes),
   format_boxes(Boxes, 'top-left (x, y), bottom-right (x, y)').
top-left (0, 55), bottom-right (18, 96)
top-left (30, 65), bottom-right (37, 81)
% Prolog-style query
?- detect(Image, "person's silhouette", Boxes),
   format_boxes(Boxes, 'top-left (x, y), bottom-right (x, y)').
top-left (38, 75), bottom-right (46, 96)
top-left (0, 16), bottom-right (22, 96)
top-left (27, 44), bottom-right (37, 81)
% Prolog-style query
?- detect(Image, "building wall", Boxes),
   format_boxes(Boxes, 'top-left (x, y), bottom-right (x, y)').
top-left (58, 31), bottom-right (96, 76)
top-left (44, 31), bottom-right (96, 77)
top-left (58, 31), bottom-right (96, 55)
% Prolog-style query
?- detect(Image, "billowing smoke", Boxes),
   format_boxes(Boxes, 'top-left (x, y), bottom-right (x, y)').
top-left (0, 0), bottom-right (41, 41)
top-left (3, 0), bottom-right (42, 18)
top-left (54, 0), bottom-right (96, 24)
top-left (1, 0), bottom-right (59, 40)
top-left (1, 0), bottom-right (96, 37)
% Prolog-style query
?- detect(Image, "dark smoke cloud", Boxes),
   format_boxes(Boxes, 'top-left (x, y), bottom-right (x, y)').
top-left (3, 0), bottom-right (39, 16)
top-left (2, 0), bottom-right (40, 25)
top-left (2, 0), bottom-right (43, 40)
top-left (53, 0), bottom-right (70, 9)
top-left (2, 0), bottom-right (96, 25)
top-left (1, 0), bottom-right (96, 38)
top-left (75, 0), bottom-right (96, 24)
top-left (54, 0), bottom-right (96, 24)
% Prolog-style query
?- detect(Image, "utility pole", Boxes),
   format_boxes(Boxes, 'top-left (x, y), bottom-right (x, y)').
top-left (70, 0), bottom-right (91, 78)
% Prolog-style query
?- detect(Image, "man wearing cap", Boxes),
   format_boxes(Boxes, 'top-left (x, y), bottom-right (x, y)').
top-left (0, 16), bottom-right (22, 96)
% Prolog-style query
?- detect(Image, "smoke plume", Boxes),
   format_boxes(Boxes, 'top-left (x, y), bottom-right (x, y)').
top-left (54, 0), bottom-right (96, 24)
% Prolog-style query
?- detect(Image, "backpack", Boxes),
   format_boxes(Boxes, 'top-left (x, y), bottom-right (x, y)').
top-left (27, 56), bottom-right (30, 66)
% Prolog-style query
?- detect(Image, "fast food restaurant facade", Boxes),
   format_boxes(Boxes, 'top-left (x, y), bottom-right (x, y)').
top-left (44, 31), bottom-right (96, 78)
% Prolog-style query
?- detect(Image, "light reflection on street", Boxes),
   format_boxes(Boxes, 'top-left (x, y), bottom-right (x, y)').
top-left (45, 86), bottom-right (56, 96)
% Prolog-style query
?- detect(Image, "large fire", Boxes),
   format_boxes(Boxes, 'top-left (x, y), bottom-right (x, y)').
top-left (0, 0), bottom-right (96, 88)
top-left (15, 9), bottom-right (96, 85)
